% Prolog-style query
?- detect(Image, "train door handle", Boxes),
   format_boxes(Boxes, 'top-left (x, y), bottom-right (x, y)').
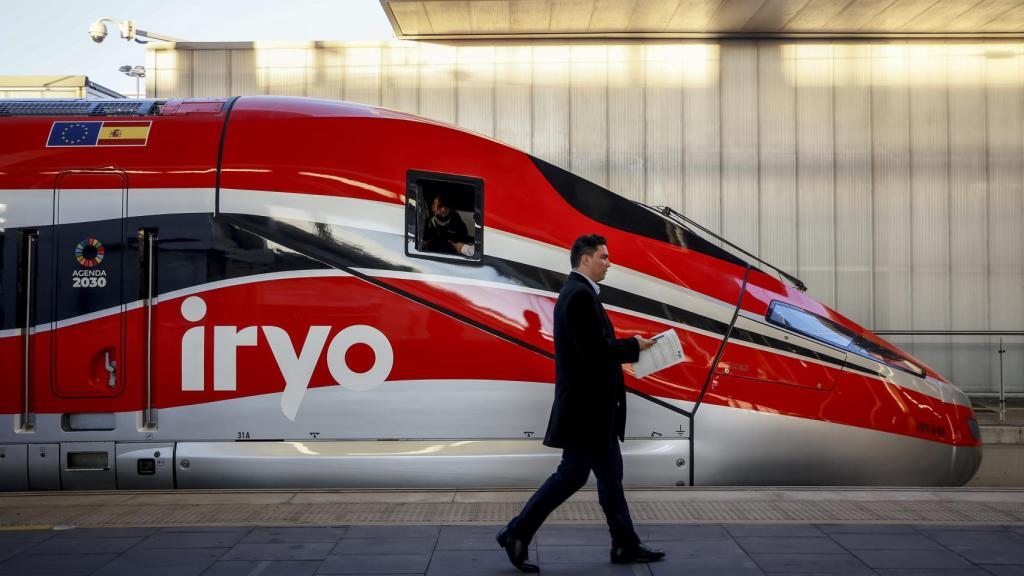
top-left (104, 351), bottom-right (117, 388)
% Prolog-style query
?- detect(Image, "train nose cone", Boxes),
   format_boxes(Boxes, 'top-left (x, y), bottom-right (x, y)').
top-left (948, 410), bottom-right (982, 486)
top-left (951, 443), bottom-right (983, 486)
top-left (939, 381), bottom-right (983, 485)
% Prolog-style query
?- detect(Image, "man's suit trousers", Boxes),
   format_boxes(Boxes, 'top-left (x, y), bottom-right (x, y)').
top-left (506, 441), bottom-right (641, 548)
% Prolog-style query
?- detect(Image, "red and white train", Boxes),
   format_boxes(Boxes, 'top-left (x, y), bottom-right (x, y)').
top-left (0, 97), bottom-right (981, 490)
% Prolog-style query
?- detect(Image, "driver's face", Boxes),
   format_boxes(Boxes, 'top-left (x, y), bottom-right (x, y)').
top-left (432, 197), bottom-right (450, 217)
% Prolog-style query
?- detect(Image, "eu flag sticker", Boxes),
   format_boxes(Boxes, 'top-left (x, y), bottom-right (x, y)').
top-left (47, 122), bottom-right (101, 147)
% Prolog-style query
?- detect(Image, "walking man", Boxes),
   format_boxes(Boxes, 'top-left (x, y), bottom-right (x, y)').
top-left (497, 234), bottom-right (666, 572)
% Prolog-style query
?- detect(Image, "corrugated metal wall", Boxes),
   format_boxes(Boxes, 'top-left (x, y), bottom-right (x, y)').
top-left (148, 40), bottom-right (1024, 392)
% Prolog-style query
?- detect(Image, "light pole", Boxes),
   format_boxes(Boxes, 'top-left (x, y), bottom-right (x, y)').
top-left (119, 65), bottom-right (146, 98)
top-left (88, 17), bottom-right (184, 44)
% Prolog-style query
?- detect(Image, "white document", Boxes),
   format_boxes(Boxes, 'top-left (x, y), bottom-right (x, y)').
top-left (632, 329), bottom-right (685, 379)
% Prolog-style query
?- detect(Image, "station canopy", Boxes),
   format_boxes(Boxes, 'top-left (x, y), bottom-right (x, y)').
top-left (379, 0), bottom-right (1024, 39)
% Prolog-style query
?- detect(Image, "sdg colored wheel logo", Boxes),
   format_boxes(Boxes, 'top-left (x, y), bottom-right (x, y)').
top-left (74, 238), bottom-right (105, 267)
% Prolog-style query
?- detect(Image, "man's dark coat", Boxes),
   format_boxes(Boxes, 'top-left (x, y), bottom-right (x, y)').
top-left (543, 271), bottom-right (641, 450)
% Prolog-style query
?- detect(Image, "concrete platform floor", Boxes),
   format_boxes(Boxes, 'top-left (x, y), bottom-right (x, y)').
top-left (3, 488), bottom-right (1024, 527)
top-left (2, 488), bottom-right (1024, 575)
top-left (4, 521), bottom-right (1024, 575)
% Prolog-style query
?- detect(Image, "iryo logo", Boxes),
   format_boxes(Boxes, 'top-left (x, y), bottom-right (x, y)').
top-left (179, 295), bottom-right (394, 421)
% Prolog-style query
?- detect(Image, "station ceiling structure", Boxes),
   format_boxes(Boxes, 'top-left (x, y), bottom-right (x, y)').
top-left (379, 0), bottom-right (1024, 38)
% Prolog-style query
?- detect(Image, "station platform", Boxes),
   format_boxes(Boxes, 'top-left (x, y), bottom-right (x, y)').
top-left (2, 488), bottom-right (1024, 575)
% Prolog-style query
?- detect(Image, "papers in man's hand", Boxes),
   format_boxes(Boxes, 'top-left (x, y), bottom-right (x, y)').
top-left (632, 329), bottom-right (684, 379)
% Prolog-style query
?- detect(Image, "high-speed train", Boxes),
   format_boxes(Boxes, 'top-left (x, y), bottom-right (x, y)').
top-left (0, 96), bottom-right (981, 491)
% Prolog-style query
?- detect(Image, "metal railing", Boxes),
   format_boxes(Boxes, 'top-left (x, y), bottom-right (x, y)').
top-left (873, 330), bottom-right (1024, 423)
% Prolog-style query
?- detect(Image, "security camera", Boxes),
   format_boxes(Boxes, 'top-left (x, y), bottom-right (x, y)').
top-left (89, 20), bottom-right (108, 43)
top-left (88, 17), bottom-right (178, 44)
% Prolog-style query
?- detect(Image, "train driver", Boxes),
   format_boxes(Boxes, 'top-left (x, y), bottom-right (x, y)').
top-left (421, 191), bottom-right (475, 257)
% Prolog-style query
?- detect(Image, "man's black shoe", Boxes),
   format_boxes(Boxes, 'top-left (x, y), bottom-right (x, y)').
top-left (610, 543), bottom-right (666, 564)
top-left (496, 526), bottom-right (539, 573)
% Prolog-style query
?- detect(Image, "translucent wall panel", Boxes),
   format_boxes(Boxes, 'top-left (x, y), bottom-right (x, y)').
top-left (832, 44), bottom-right (874, 328)
top-left (795, 44), bottom-right (835, 308)
top-left (758, 44), bottom-right (797, 276)
top-left (494, 46), bottom-right (532, 153)
top-left (948, 45), bottom-right (990, 389)
top-left (644, 44), bottom-right (684, 210)
top-left (149, 48), bottom-right (191, 99)
top-left (986, 47), bottom-right (1024, 333)
top-left (720, 42), bottom-right (759, 253)
top-left (948, 46), bottom-right (990, 331)
top-left (193, 50), bottom-right (230, 97)
top-left (871, 44), bottom-right (913, 331)
top-left (908, 45), bottom-right (950, 331)
top-left (569, 45), bottom-right (609, 187)
top-left (682, 44), bottom-right (721, 233)
top-left (230, 50), bottom-right (261, 95)
top-left (458, 46), bottom-right (496, 137)
top-left (986, 45), bottom-right (1024, 388)
top-left (907, 45), bottom-right (952, 377)
top-left (381, 43), bottom-right (418, 114)
top-left (419, 43), bottom-right (455, 122)
top-left (310, 46), bottom-right (345, 101)
top-left (343, 45), bottom-right (382, 105)
top-left (608, 45), bottom-right (646, 202)
top-left (257, 45), bottom-right (312, 97)
top-left (532, 45), bottom-right (570, 169)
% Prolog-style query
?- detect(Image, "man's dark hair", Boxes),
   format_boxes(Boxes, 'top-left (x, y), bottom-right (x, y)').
top-left (570, 234), bottom-right (607, 268)
top-left (432, 191), bottom-right (450, 208)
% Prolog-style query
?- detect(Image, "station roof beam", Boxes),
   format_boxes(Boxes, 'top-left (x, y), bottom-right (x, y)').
top-left (379, 0), bottom-right (1024, 39)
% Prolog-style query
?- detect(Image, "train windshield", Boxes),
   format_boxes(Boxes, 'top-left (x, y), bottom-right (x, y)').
top-left (767, 301), bottom-right (926, 378)
top-left (766, 301), bottom-right (856, 349)
top-left (849, 336), bottom-right (926, 377)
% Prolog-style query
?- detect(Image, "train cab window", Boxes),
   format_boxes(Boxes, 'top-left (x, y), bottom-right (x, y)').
top-left (766, 301), bottom-right (856, 350)
top-left (849, 336), bottom-right (926, 377)
top-left (405, 170), bottom-right (483, 264)
top-left (768, 301), bottom-right (926, 377)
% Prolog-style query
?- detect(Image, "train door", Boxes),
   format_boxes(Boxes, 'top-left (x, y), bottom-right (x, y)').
top-left (52, 171), bottom-right (127, 399)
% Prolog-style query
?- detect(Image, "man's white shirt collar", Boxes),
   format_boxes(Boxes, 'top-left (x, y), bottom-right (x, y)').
top-left (572, 270), bottom-right (600, 295)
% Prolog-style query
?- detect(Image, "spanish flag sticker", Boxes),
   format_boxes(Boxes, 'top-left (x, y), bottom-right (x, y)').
top-left (97, 121), bottom-right (152, 146)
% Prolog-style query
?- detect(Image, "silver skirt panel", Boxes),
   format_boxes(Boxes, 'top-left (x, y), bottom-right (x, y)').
top-left (174, 439), bottom-right (690, 489)
top-left (693, 402), bottom-right (981, 487)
